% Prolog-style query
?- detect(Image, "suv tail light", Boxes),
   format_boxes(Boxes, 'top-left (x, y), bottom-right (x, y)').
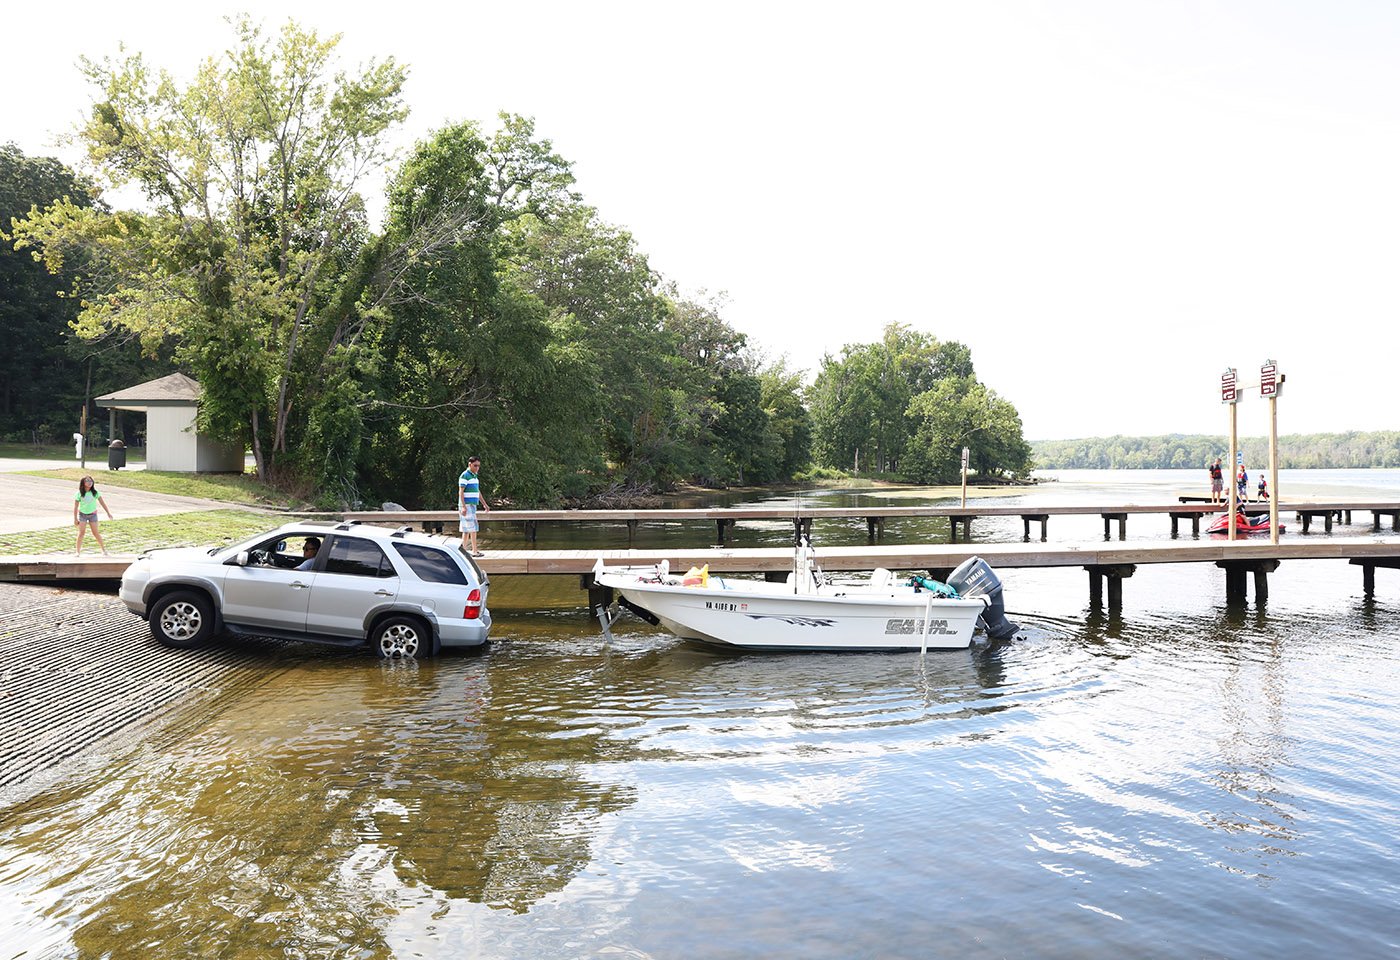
top-left (464, 588), bottom-right (483, 620)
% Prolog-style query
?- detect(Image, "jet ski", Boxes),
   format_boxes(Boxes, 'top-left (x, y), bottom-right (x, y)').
top-left (1207, 511), bottom-right (1285, 535)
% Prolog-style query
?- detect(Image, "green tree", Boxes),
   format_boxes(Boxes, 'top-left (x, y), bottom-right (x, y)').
top-left (902, 378), bottom-right (1031, 483)
top-left (808, 323), bottom-right (989, 475)
top-left (757, 359), bottom-right (812, 481)
top-left (0, 143), bottom-right (165, 443)
top-left (365, 119), bottom-right (601, 507)
top-left (504, 205), bottom-right (682, 485)
top-left (9, 18), bottom-right (466, 500)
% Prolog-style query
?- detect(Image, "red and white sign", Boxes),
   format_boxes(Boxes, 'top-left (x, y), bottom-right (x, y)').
top-left (1260, 361), bottom-right (1278, 398)
top-left (1221, 368), bottom-right (1238, 404)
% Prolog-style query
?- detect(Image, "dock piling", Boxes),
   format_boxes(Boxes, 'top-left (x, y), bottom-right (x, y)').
top-left (1086, 564), bottom-right (1135, 611)
top-left (1021, 514), bottom-right (1049, 542)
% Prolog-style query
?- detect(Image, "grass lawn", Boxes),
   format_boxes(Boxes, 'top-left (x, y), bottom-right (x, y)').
top-left (0, 509), bottom-right (276, 555)
top-left (22, 468), bottom-right (299, 508)
top-left (0, 442), bottom-right (145, 462)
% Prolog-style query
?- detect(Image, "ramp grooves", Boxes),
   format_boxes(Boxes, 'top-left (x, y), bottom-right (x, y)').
top-left (0, 584), bottom-right (282, 794)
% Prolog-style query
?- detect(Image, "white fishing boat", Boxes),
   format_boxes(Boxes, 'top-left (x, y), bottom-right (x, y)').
top-left (589, 541), bottom-right (1019, 652)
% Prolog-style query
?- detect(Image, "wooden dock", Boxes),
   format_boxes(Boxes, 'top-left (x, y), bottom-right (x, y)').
top-left (344, 501), bottom-right (1400, 543)
top-left (7, 537), bottom-right (1400, 608)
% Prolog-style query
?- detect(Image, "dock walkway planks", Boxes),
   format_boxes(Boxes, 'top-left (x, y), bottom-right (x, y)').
top-left (6, 537), bottom-right (1400, 609)
top-left (341, 501), bottom-right (1400, 544)
top-left (9, 537), bottom-right (1400, 577)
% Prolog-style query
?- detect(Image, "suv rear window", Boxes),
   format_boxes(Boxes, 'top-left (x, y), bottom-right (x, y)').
top-left (324, 537), bottom-right (394, 578)
top-left (392, 543), bottom-right (468, 584)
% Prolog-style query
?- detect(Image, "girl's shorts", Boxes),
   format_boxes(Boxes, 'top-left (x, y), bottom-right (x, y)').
top-left (77, 514), bottom-right (100, 527)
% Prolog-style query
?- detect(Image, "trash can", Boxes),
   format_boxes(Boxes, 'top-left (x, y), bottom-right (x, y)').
top-left (107, 439), bottom-right (127, 470)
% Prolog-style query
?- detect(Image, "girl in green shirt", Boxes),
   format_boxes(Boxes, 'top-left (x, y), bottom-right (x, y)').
top-left (73, 475), bottom-right (114, 555)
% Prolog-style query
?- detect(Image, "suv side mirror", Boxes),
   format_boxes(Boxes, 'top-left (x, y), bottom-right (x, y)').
top-left (236, 550), bottom-right (250, 566)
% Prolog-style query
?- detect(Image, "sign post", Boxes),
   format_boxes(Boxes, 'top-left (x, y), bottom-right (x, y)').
top-left (1260, 361), bottom-right (1281, 544)
top-left (960, 447), bottom-right (969, 507)
top-left (1222, 369), bottom-right (1239, 541)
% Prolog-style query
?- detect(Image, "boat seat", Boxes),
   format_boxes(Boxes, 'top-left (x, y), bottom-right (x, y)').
top-left (869, 567), bottom-right (895, 589)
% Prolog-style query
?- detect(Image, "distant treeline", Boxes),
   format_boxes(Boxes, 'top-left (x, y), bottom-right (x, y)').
top-left (1032, 432), bottom-right (1400, 470)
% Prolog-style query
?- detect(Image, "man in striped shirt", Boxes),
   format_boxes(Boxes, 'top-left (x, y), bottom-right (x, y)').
top-left (458, 456), bottom-right (490, 556)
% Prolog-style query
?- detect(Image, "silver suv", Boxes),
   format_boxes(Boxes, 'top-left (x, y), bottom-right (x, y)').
top-left (120, 520), bottom-right (491, 658)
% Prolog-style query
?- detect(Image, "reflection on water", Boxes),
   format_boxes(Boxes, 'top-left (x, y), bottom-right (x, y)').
top-left (2, 472), bottom-right (1400, 957)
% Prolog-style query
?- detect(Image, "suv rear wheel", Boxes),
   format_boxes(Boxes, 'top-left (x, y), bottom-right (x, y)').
top-left (149, 590), bottom-right (215, 649)
top-left (373, 615), bottom-right (431, 659)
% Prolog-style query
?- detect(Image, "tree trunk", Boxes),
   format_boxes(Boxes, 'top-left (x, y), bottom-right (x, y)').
top-left (250, 406), bottom-right (266, 479)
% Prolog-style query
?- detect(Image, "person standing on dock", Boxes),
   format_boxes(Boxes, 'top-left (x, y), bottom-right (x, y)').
top-left (73, 475), bottom-right (114, 555)
top-left (1208, 458), bottom-right (1224, 503)
top-left (1237, 464), bottom-right (1249, 504)
top-left (1258, 475), bottom-right (1268, 500)
top-left (458, 456), bottom-right (490, 557)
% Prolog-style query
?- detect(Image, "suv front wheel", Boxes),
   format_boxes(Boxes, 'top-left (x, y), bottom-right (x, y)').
top-left (373, 615), bottom-right (432, 660)
top-left (150, 590), bottom-right (215, 649)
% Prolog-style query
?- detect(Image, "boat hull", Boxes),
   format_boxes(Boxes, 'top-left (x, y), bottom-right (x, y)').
top-left (600, 574), bottom-right (986, 651)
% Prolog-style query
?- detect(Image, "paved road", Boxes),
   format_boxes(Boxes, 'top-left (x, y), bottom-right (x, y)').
top-left (0, 456), bottom-right (146, 473)
top-left (0, 472), bottom-right (245, 535)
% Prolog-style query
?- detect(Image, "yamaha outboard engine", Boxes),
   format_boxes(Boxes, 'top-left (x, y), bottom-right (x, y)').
top-left (947, 556), bottom-right (1019, 640)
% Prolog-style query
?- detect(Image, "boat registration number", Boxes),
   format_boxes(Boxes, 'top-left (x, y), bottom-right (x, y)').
top-left (705, 601), bottom-right (745, 612)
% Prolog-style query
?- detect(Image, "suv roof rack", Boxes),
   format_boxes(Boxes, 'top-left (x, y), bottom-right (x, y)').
top-left (390, 525), bottom-right (413, 538)
top-left (334, 519), bottom-right (362, 531)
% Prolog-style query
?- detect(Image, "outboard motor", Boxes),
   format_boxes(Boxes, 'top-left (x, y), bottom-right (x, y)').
top-left (947, 556), bottom-right (1019, 640)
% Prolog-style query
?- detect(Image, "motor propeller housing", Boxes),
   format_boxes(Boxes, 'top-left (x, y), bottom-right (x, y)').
top-left (947, 556), bottom-right (1020, 640)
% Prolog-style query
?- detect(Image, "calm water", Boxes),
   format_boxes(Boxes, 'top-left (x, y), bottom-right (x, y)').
top-left (3, 470), bottom-right (1399, 958)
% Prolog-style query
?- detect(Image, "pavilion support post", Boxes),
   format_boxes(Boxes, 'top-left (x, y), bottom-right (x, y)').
top-left (524, 520), bottom-right (538, 543)
top-left (716, 518), bottom-right (735, 545)
top-left (626, 519), bottom-right (638, 546)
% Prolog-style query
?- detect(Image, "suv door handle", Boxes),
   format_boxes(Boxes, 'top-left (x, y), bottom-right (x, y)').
top-left (289, 581), bottom-right (309, 589)
top-left (374, 589), bottom-right (393, 597)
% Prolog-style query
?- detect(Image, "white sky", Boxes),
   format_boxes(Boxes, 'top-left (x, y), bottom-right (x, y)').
top-left (5, 1), bottom-right (1399, 440)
